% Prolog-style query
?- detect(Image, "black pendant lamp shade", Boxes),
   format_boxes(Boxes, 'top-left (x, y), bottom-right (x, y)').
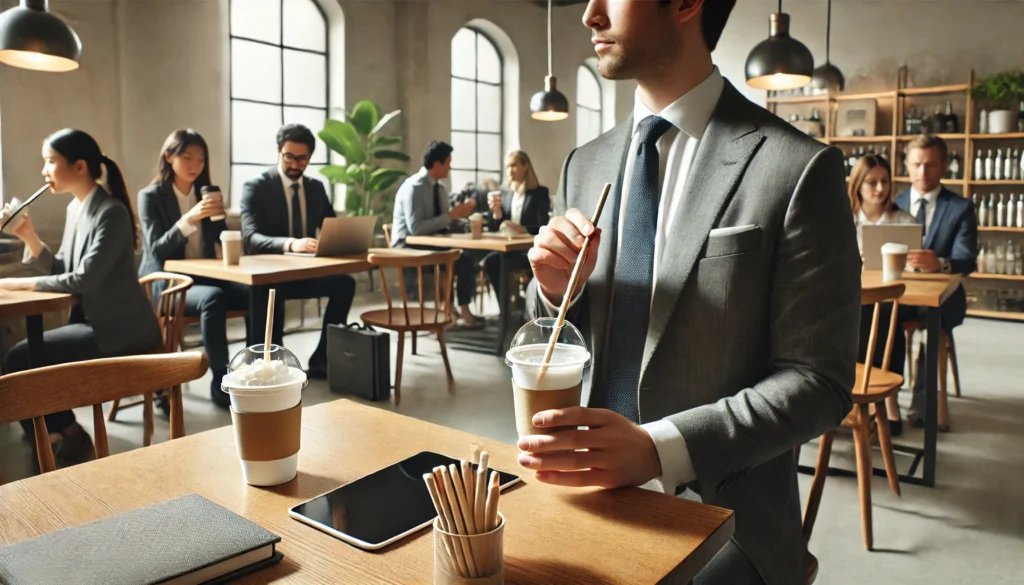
top-left (530, 0), bottom-right (569, 121)
top-left (745, 5), bottom-right (813, 91)
top-left (0, 0), bottom-right (81, 72)
top-left (810, 0), bottom-right (845, 92)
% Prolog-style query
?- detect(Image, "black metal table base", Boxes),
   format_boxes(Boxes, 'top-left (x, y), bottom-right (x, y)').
top-left (797, 443), bottom-right (927, 486)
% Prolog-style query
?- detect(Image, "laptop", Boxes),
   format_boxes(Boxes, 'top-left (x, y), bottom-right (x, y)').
top-left (861, 224), bottom-right (924, 270)
top-left (285, 216), bottom-right (377, 258)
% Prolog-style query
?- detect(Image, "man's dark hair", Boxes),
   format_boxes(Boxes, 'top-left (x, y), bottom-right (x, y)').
top-left (423, 140), bottom-right (454, 170)
top-left (660, 0), bottom-right (736, 52)
top-left (277, 123), bottom-right (316, 153)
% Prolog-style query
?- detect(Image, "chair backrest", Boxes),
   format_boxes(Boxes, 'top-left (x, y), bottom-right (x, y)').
top-left (140, 272), bottom-right (194, 353)
top-left (858, 283), bottom-right (906, 394)
top-left (382, 224), bottom-right (393, 249)
top-left (0, 352), bottom-right (208, 474)
top-left (367, 249), bottom-right (462, 326)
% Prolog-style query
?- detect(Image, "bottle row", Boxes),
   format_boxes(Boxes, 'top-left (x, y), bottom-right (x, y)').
top-left (977, 241), bottom-right (1024, 276)
top-left (843, 146), bottom-right (891, 176)
top-left (842, 147), bottom-right (964, 180)
top-left (974, 193), bottom-right (1024, 228)
top-left (904, 100), bottom-right (959, 135)
top-left (972, 148), bottom-right (1024, 181)
top-left (969, 289), bottom-right (1024, 314)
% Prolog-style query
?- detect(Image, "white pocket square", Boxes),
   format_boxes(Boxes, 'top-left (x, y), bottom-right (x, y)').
top-left (709, 224), bottom-right (757, 237)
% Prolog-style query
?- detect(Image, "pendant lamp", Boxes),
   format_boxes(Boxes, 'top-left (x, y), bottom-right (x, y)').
top-left (0, 0), bottom-right (81, 72)
top-left (810, 0), bottom-right (845, 92)
top-left (530, 0), bottom-right (569, 121)
top-left (744, 0), bottom-right (813, 91)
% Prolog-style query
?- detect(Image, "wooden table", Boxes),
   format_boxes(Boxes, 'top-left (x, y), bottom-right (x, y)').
top-left (863, 270), bottom-right (960, 487)
top-left (0, 291), bottom-right (74, 368)
top-left (0, 400), bottom-right (735, 584)
top-left (405, 234), bottom-right (534, 356)
top-left (165, 255), bottom-right (374, 347)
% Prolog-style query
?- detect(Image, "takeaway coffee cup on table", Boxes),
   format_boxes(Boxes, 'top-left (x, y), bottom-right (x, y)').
top-left (220, 230), bottom-right (242, 266)
top-left (201, 185), bottom-right (226, 222)
top-left (505, 318), bottom-right (590, 440)
top-left (881, 242), bottom-right (909, 283)
top-left (469, 213), bottom-right (484, 239)
top-left (222, 344), bottom-right (307, 486)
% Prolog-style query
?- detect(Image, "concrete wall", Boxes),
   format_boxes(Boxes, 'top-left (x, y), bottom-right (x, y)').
top-left (4, 0), bottom-right (1024, 246)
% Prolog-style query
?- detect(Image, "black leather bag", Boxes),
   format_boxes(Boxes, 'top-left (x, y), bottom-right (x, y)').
top-left (327, 322), bottom-right (390, 401)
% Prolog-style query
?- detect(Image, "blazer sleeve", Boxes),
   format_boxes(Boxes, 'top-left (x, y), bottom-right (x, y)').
top-left (240, 178), bottom-right (289, 254)
top-left (666, 146), bottom-right (859, 497)
top-left (139, 186), bottom-right (187, 266)
top-left (946, 202), bottom-right (978, 275)
top-left (33, 204), bottom-right (133, 295)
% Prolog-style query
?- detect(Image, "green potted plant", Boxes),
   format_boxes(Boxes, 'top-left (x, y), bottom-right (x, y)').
top-left (318, 100), bottom-right (410, 223)
top-left (971, 71), bottom-right (1024, 134)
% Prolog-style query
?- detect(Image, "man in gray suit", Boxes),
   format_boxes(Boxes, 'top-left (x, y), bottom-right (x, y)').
top-left (519, 1), bottom-right (861, 583)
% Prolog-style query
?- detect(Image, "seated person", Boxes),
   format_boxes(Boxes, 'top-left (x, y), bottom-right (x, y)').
top-left (390, 140), bottom-right (481, 328)
top-left (138, 129), bottom-right (248, 408)
top-left (894, 135), bottom-right (977, 430)
top-left (483, 150), bottom-right (550, 300)
top-left (240, 123), bottom-right (356, 378)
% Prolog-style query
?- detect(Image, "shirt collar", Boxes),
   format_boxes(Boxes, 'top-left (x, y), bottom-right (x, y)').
top-left (910, 185), bottom-right (942, 205)
top-left (631, 66), bottom-right (724, 141)
top-left (171, 182), bottom-right (193, 199)
top-left (418, 166), bottom-right (438, 186)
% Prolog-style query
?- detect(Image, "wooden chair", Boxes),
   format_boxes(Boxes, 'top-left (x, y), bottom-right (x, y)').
top-left (361, 249), bottom-right (461, 406)
top-left (108, 272), bottom-right (193, 446)
top-left (803, 283), bottom-right (905, 551)
top-left (0, 352), bottom-right (208, 475)
top-left (904, 320), bottom-right (960, 429)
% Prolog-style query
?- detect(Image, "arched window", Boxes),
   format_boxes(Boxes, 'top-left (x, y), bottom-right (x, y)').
top-left (229, 0), bottom-right (330, 204)
top-left (450, 27), bottom-right (504, 191)
top-left (576, 63), bottom-right (603, 146)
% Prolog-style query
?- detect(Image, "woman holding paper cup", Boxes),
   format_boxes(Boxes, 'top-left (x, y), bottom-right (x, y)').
top-left (0, 129), bottom-right (162, 466)
top-left (483, 150), bottom-right (551, 298)
top-left (849, 154), bottom-right (916, 435)
top-left (138, 128), bottom-right (249, 408)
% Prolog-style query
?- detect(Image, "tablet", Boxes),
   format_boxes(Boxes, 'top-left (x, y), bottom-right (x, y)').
top-left (288, 451), bottom-right (521, 550)
top-left (862, 224), bottom-right (923, 270)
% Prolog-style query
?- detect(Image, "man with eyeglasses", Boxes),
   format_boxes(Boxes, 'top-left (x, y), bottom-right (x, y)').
top-left (240, 123), bottom-right (356, 378)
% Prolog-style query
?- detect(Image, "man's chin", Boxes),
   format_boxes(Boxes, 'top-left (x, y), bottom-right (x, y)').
top-left (285, 171), bottom-right (304, 180)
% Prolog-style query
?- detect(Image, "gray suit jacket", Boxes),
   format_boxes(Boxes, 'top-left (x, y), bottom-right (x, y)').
top-left (528, 81), bottom-right (861, 585)
top-left (26, 188), bottom-right (161, 356)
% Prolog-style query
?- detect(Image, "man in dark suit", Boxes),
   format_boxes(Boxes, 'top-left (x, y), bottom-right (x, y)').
top-left (895, 134), bottom-right (978, 428)
top-left (521, 1), bottom-right (861, 583)
top-left (240, 124), bottom-right (356, 377)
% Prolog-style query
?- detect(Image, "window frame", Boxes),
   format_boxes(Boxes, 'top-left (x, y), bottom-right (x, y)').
top-left (228, 0), bottom-right (330, 203)
top-left (576, 62), bottom-right (603, 147)
top-left (450, 27), bottom-right (504, 187)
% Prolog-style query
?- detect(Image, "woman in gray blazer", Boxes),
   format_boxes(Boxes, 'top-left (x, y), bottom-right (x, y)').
top-left (0, 129), bottom-right (162, 468)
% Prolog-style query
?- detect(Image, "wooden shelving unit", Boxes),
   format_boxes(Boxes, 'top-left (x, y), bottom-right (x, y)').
top-left (767, 66), bottom-right (1024, 323)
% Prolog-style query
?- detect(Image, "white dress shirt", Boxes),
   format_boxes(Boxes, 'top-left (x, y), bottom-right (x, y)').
top-left (280, 165), bottom-right (308, 251)
top-left (172, 183), bottom-right (203, 260)
top-left (511, 189), bottom-right (526, 225)
top-left (909, 186), bottom-right (952, 273)
top-left (541, 67), bottom-right (725, 496)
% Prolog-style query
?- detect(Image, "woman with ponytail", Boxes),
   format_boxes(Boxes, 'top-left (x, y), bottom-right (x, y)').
top-left (0, 129), bottom-right (161, 468)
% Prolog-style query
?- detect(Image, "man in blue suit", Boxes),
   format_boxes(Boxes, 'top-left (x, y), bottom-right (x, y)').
top-left (895, 134), bottom-right (977, 428)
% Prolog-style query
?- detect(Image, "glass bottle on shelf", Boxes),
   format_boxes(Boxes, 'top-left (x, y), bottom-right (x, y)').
top-left (975, 149), bottom-right (984, 180)
top-left (995, 242), bottom-right (1006, 275)
top-left (1008, 194), bottom-right (1017, 228)
top-left (997, 193), bottom-right (1005, 227)
top-left (905, 106), bottom-right (922, 135)
top-left (922, 108), bottom-right (935, 134)
top-left (1014, 149), bottom-right (1022, 180)
top-left (1005, 148), bottom-right (1014, 180)
top-left (1016, 244), bottom-right (1024, 276)
top-left (987, 194), bottom-right (996, 227)
top-left (1017, 193), bottom-right (1024, 229)
top-left (978, 193), bottom-right (988, 227)
top-left (985, 149), bottom-right (994, 181)
top-left (977, 243), bottom-right (987, 274)
top-left (943, 100), bottom-right (958, 133)
top-left (987, 241), bottom-right (998, 273)
top-left (1006, 241), bottom-right (1017, 275)
top-left (995, 149), bottom-right (1004, 181)
top-left (1019, 149), bottom-right (1024, 181)
top-left (880, 146), bottom-right (889, 164)
top-left (949, 152), bottom-right (961, 179)
top-left (979, 108), bottom-right (988, 134)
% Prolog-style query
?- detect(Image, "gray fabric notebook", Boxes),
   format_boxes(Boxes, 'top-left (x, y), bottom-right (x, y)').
top-left (0, 494), bottom-right (282, 585)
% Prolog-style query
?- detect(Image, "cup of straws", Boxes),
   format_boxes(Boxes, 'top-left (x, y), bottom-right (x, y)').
top-left (423, 450), bottom-right (505, 584)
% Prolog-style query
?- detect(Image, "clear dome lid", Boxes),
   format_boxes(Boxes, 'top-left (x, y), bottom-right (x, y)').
top-left (505, 317), bottom-right (590, 369)
top-left (222, 344), bottom-right (307, 391)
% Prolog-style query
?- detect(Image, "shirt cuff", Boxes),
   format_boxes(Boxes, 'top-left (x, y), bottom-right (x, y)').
top-left (939, 258), bottom-right (952, 274)
top-left (175, 216), bottom-right (197, 237)
top-left (538, 284), bottom-right (586, 316)
top-left (283, 238), bottom-right (294, 252)
top-left (639, 419), bottom-right (696, 495)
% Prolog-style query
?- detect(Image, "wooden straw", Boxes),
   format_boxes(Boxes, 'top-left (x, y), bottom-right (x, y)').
top-left (474, 451), bottom-right (489, 531)
top-left (439, 466), bottom-right (479, 577)
top-left (460, 460), bottom-right (475, 522)
top-left (423, 473), bottom-right (464, 578)
top-left (263, 288), bottom-right (276, 363)
top-left (483, 471), bottom-right (501, 532)
top-left (470, 442), bottom-right (482, 464)
top-left (539, 183), bottom-right (612, 376)
top-left (449, 463), bottom-right (478, 535)
top-left (432, 467), bottom-right (471, 577)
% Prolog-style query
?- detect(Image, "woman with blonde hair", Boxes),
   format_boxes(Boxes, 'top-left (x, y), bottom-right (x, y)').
top-left (484, 149), bottom-right (551, 298)
top-left (849, 153), bottom-right (916, 436)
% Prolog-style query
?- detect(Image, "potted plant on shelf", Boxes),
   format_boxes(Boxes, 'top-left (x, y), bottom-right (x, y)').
top-left (971, 71), bottom-right (1024, 134)
top-left (318, 100), bottom-right (410, 226)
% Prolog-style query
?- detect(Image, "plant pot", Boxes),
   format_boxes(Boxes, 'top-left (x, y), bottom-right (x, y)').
top-left (987, 110), bottom-right (1018, 134)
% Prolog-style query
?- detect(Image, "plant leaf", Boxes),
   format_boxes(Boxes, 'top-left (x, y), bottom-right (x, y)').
top-left (373, 149), bottom-right (411, 162)
top-left (369, 135), bottom-right (402, 148)
top-left (319, 120), bottom-right (366, 164)
top-left (318, 164), bottom-right (350, 184)
top-left (350, 100), bottom-right (380, 137)
top-left (367, 168), bottom-right (407, 192)
top-left (370, 109), bottom-right (402, 136)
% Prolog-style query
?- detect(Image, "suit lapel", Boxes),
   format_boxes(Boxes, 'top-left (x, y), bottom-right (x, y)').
top-left (925, 190), bottom-right (952, 249)
top-left (72, 189), bottom-right (103, 270)
top-left (641, 83), bottom-right (765, 374)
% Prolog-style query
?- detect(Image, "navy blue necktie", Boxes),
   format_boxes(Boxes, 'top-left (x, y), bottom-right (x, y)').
top-left (291, 183), bottom-right (303, 238)
top-left (915, 197), bottom-right (927, 237)
top-left (598, 115), bottom-right (674, 422)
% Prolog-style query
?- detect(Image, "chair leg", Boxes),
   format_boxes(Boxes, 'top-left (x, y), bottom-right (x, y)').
top-left (853, 405), bottom-right (874, 551)
top-left (438, 328), bottom-right (454, 390)
top-left (947, 332), bottom-right (962, 398)
top-left (107, 398), bottom-right (121, 422)
top-left (905, 329), bottom-right (915, 391)
top-left (394, 332), bottom-right (405, 407)
top-left (802, 430), bottom-right (834, 545)
top-left (170, 385), bottom-right (185, 439)
top-left (142, 392), bottom-right (154, 447)
top-left (367, 269), bottom-right (375, 293)
top-left (411, 332), bottom-right (418, 355)
top-left (92, 405), bottom-right (110, 459)
top-left (874, 400), bottom-right (901, 497)
top-left (939, 334), bottom-right (950, 430)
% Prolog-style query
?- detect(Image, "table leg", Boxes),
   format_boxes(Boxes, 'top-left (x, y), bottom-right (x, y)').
top-left (25, 314), bottom-right (44, 368)
top-left (922, 306), bottom-right (940, 487)
top-left (496, 253), bottom-right (509, 356)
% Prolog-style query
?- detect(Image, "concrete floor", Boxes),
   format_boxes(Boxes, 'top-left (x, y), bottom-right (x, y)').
top-left (2, 274), bottom-right (1022, 584)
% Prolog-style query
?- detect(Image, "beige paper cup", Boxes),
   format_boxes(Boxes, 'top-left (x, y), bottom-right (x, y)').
top-left (881, 242), bottom-right (909, 283)
top-left (220, 230), bottom-right (242, 266)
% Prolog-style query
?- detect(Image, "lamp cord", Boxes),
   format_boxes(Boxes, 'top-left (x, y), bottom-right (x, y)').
top-left (547, 0), bottom-right (553, 76)
top-left (825, 0), bottom-right (832, 62)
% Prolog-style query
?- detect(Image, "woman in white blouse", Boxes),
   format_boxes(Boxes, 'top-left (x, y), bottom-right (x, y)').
top-left (849, 153), bottom-right (916, 436)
